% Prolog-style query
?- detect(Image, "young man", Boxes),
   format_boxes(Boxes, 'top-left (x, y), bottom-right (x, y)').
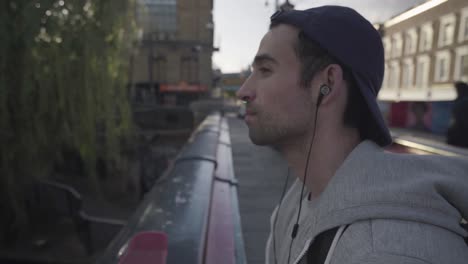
top-left (236, 6), bottom-right (468, 264)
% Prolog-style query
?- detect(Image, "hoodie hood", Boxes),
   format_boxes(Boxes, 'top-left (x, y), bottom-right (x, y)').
top-left (267, 141), bottom-right (468, 263)
top-left (268, 140), bottom-right (468, 264)
top-left (304, 140), bottom-right (468, 238)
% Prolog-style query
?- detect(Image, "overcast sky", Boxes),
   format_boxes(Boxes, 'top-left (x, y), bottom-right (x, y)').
top-left (212, 0), bottom-right (426, 73)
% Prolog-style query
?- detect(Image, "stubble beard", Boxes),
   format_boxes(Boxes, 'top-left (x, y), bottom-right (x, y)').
top-left (248, 111), bottom-right (281, 145)
top-left (248, 111), bottom-right (305, 152)
top-left (247, 91), bottom-right (315, 151)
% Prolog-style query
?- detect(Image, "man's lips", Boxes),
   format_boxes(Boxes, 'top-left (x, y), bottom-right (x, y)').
top-left (244, 109), bottom-right (256, 122)
top-left (245, 108), bottom-right (256, 115)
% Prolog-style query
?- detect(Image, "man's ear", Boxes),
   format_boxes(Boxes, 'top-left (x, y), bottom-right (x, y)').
top-left (325, 64), bottom-right (344, 88)
top-left (317, 64), bottom-right (345, 106)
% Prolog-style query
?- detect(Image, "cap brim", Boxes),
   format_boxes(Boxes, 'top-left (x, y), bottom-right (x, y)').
top-left (353, 71), bottom-right (393, 147)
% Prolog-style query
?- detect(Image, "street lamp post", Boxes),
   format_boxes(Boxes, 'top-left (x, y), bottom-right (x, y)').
top-left (267, 0), bottom-right (294, 11)
top-left (280, 0), bottom-right (294, 11)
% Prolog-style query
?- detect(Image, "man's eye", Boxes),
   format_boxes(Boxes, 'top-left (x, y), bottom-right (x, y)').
top-left (259, 67), bottom-right (272, 74)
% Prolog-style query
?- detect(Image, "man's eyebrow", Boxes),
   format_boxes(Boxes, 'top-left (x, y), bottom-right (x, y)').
top-left (252, 54), bottom-right (278, 66)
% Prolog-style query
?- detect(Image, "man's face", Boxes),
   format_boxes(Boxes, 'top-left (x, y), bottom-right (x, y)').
top-left (236, 24), bottom-right (317, 148)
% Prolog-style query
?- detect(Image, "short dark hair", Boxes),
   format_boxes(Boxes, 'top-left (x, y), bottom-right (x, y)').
top-left (270, 22), bottom-right (370, 138)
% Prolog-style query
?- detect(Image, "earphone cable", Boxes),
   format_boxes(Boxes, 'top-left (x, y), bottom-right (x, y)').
top-left (287, 102), bottom-right (320, 264)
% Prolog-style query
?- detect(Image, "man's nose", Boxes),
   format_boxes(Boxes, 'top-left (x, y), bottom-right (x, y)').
top-left (236, 77), bottom-right (255, 102)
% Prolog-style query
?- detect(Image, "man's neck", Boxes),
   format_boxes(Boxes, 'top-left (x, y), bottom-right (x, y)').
top-left (280, 126), bottom-right (361, 199)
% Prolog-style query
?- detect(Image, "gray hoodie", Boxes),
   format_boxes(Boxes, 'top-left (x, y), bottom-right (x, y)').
top-left (266, 140), bottom-right (468, 264)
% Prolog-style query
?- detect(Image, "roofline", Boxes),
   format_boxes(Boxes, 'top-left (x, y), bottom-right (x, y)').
top-left (384, 0), bottom-right (448, 28)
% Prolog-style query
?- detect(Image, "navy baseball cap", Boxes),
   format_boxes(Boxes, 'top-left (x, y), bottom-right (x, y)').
top-left (271, 6), bottom-right (392, 147)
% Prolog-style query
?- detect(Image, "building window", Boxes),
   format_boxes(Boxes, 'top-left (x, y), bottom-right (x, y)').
top-left (153, 57), bottom-right (167, 83)
top-left (465, 19), bottom-right (468, 40)
top-left (438, 13), bottom-right (456, 48)
top-left (402, 58), bottom-right (415, 88)
top-left (137, 0), bottom-right (178, 35)
top-left (383, 63), bottom-right (389, 89)
top-left (391, 33), bottom-right (403, 58)
top-left (405, 28), bottom-right (418, 55)
top-left (180, 56), bottom-right (199, 83)
top-left (416, 55), bottom-right (430, 89)
top-left (419, 22), bottom-right (433, 52)
top-left (383, 37), bottom-right (391, 59)
top-left (434, 50), bottom-right (451, 82)
top-left (458, 7), bottom-right (468, 43)
top-left (454, 45), bottom-right (468, 82)
top-left (388, 60), bottom-right (400, 89)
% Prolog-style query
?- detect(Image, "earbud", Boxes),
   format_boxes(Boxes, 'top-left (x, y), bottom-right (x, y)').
top-left (320, 84), bottom-right (331, 96)
top-left (317, 84), bottom-right (331, 106)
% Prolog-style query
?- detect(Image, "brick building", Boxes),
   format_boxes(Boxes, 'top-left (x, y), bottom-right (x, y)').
top-left (378, 0), bottom-right (468, 133)
top-left (130, 0), bottom-right (216, 106)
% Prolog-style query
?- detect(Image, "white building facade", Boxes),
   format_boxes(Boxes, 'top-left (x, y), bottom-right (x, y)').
top-left (378, 0), bottom-right (468, 134)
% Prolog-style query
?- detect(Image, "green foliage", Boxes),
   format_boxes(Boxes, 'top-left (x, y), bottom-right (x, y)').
top-left (0, 0), bottom-right (137, 241)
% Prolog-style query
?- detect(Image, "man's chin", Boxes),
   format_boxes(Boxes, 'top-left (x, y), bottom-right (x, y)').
top-left (248, 131), bottom-right (275, 147)
top-left (249, 137), bottom-right (282, 153)
top-left (248, 136), bottom-right (267, 146)
top-left (248, 131), bottom-right (268, 146)
top-left (248, 130), bottom-right (285, 152)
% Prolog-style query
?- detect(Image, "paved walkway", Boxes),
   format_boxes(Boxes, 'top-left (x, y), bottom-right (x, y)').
top-left (228, 116), bottom-right (289, 264)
